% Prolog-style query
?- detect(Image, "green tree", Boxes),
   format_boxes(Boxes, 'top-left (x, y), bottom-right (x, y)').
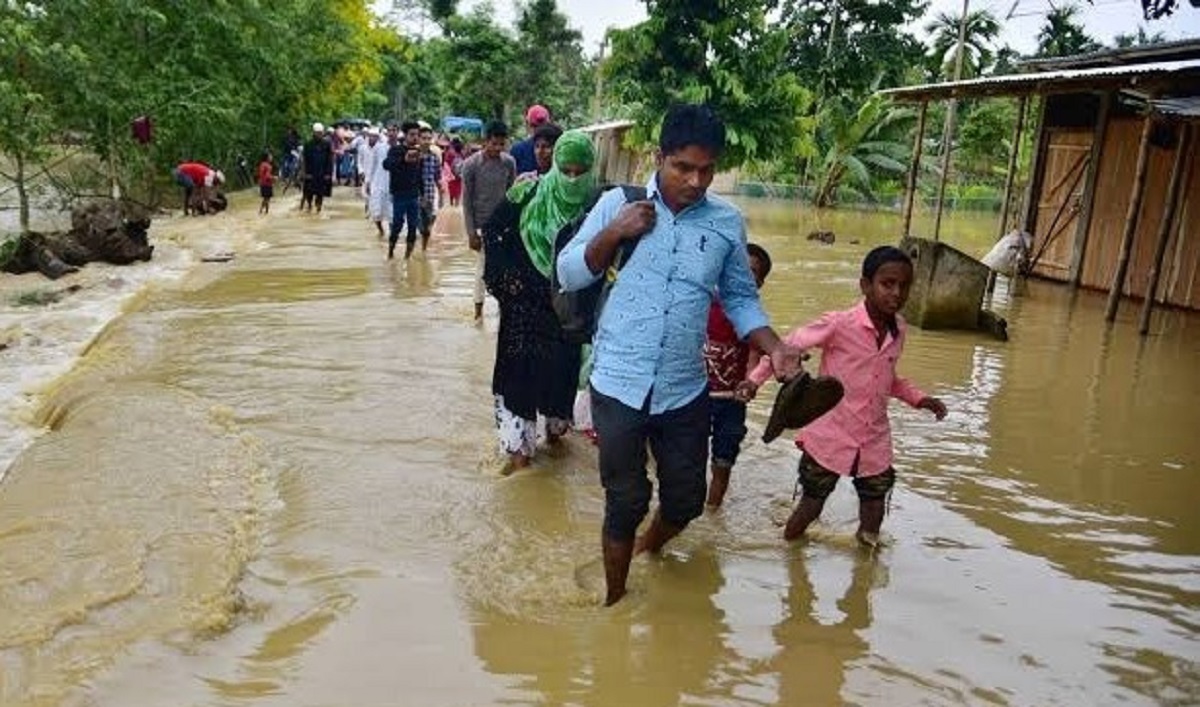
top-left (957, 99), bottom-right (1018, 177)
top-left (0, 4), bottom-right (85, 232)
top-left (605, 0), bottom-right (812, 167)
top-left (1113, 26), bottom-right (1167, 47)
top-left (991, 45), bottom-right (1021, 76)
top-left (781, 0), bottom-right (929, 101)
top-left (380, 1), bottom-right (592, 130)
top-left (1035, 6), bottom-right (1101, 58)
top-left (812, 95), bottom-right (912, 207)
top-left (440, 5), bottom-right (521, 119)
top-left (379, 37), bottom-right (450, 123)
top-left (513, 0), bottom-right (592, 126)
top-left (385, 0), bottom-right (459, 35)
top-left (924, 9), bottom-right (1001, 79)
top-left (29, 0), bottom-right (385, 200)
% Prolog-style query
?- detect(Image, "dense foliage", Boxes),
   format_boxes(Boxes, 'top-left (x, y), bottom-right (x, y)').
top-left (604, 0), bottom-right (812, 167)
top-left (0, 0), bottom-right (1177, 227)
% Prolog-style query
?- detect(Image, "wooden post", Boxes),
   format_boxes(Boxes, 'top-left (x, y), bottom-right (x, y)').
top-left (932, 96), bottom-right (958, 243)
top-left (1165, 163), bottom-right (1194, 301)
top-left (931, 0), bottom-right (972, 243)
top-left (997, 95), bottom-right (1028, 240)
top-left (1104, 112), bottom-right (1156, 322)
top-left (902, 101), bottom-right (928, 239)
top-left (1020, 97), bottom-right (1049, 235)
top-left (1068, 92), bottom-right (1113, 287)
top-left (1138, 124), bottom-right (1191, 335)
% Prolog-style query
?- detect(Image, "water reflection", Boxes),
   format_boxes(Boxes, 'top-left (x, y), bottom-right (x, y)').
top-left (771, 550), bottom-right (878, 706)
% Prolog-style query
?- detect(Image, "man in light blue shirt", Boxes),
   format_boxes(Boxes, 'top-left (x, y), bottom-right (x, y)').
top-left (557, 104), bottom-right (802, 605)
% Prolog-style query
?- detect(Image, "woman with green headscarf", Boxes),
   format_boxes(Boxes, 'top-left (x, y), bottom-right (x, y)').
top-left (482, 131), bottom-right (597, 471)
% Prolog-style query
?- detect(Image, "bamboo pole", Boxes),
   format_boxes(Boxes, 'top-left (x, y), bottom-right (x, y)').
top-left (932, 0), bottom-right (971, 243)
top-left (1068, 92), bottom-right (1113, 286)
top-left (902, 101), bottom-right (928, 239)
top-left (1104, 112), bottom-right (1156, 322)
top-left (932, 99), bottom-right (957, 243)
top-left (997, 95), bottom-right (1028, 240)
top-left (1138, 124), bottom-right (1191, 335)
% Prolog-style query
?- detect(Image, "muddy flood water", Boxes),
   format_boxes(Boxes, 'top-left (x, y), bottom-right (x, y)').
top-left (1, 188), bottom-right (1197, 706)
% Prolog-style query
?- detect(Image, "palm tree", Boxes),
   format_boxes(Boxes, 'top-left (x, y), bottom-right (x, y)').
top-left (1036, 6), bottom-right (1101, 58)
top-left (1113, 26), bottom-right (1167, 48)
top-left (812, 95), bottom-right (913, 208)
top-left (925, 9), bottom-right (1002, 79)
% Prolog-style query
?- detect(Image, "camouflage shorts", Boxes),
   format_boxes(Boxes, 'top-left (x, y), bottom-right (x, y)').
top-left (797, 454), bottom-right (896, 501)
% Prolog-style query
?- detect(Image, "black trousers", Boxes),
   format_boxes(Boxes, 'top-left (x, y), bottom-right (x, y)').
top-left (592, 387), bottom-right (710, 541)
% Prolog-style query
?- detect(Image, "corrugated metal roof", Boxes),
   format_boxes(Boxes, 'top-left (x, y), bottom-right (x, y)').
top-left (1153, 96), bottom-right (1200, 118)
top-left (882, 59), bottom-right (1200, 101)
top-left (1019, 39), bottom-right (1200, 72)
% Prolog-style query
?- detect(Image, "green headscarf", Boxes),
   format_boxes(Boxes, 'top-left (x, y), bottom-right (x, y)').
top-left (508, 131), bottom-right (596, 278)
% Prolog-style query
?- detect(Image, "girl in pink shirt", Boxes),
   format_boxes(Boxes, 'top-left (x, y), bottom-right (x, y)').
top-left (744, 246), bottom-right (946, 547)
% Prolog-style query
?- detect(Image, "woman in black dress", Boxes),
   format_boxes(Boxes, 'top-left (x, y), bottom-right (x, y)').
top-left (483, 131), bottom-right (596, 471)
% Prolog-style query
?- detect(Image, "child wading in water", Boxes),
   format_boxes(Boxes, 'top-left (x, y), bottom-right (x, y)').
top-left (743, 245), bottom-right (947, 546)
top-left (704, 242), bottom-right (772, 508)
top-left (257, 151), bottom-right (274, 214)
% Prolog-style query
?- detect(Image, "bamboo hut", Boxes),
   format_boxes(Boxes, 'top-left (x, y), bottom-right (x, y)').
top-left (576, 120), bottom-right (642, 186)
top-left (883, 40), bottom-right (1200, 331)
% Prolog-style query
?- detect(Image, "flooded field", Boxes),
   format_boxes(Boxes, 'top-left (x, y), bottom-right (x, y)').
top-left (0, 189), bottom-right (1196, 706)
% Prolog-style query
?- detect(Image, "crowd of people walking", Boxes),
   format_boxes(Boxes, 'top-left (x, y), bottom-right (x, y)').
top-left (188, 102), bottom-right (947, 607)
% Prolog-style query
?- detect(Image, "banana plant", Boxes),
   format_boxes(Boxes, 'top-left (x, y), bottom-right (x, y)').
top-left (811, 95), bottom-right (913, 208)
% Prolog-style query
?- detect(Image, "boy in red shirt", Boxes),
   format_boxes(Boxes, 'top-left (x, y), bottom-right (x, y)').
top-left (744, 246), bottom-right (947, 546)
top-left (703, 242), bottom-right (772, 508)
top-left (257, 151), bottom-right (275, 215)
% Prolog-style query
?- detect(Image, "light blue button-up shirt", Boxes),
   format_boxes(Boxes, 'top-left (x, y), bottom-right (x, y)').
top-left (557, 175), bottom-right (770, 414)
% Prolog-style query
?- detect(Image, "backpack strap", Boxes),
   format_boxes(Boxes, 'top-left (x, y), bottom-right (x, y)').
top-left (619, 185), bottom-right (647, 203)
top-left (613, 185), bottom-right (648, 269)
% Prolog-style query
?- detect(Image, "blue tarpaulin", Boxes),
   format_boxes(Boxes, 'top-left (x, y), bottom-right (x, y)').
top-left (441, 116), bottom-right (484, 134)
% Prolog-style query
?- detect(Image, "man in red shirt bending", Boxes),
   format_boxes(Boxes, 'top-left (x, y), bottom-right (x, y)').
top-left (173, 161), bottom-right (224, 215)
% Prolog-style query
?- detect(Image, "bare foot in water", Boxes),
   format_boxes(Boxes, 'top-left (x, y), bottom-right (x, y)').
top-left (501, 453), bottom-right (531, 476)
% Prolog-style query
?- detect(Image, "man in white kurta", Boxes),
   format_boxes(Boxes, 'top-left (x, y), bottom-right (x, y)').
top-left (362, 127), bottom-right (392, 238)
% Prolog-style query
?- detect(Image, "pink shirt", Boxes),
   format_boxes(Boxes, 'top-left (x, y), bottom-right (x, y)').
top-left (748, 301), bottom-right (927, 477)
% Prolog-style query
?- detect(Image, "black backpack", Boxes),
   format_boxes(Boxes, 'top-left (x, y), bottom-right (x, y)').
top-left (551, 185), bottom-right (647, 345)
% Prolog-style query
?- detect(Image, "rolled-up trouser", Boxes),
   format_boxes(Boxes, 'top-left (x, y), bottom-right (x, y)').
top-left (474, 250), bottom-right (486, 305)
top-left (389, 196), bottom-right (420, 244)
top-left (591, 386), bottom-right (710, 541)
top-left (419, 199), bottom-right (436, 238)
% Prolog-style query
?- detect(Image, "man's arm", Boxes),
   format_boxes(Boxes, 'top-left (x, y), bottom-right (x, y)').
top-left (745, 313), bottom-right (837, 387)
top-left (719, 222), bottom-right (803, 380)
top-left (556, 189), bottom-right (654, 291)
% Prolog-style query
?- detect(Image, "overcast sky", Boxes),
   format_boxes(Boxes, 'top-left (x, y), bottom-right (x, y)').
top-left (456, 0), bottom-right (1199, 56)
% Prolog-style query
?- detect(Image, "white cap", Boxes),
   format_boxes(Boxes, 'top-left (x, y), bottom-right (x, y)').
top-left (417, 120), bottom-right (432, 130)
top-left (312, 122), bottom-right (325, 132)
top-left (366, 127), bottom-right (380, 136)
